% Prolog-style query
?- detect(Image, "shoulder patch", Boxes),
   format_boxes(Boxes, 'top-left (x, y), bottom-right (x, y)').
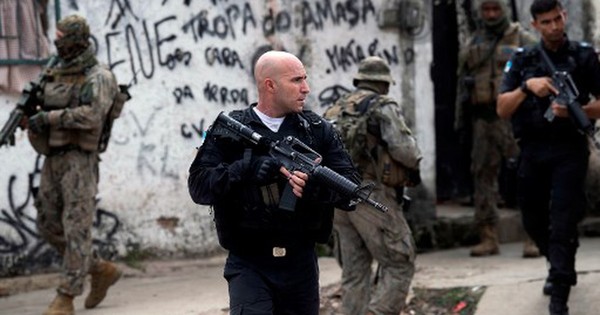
top-left (503, 60), bottom-right (513, 73)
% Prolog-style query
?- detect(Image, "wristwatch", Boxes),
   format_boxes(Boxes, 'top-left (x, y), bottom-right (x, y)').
top-left (520, 80), bottom-right (530, 94)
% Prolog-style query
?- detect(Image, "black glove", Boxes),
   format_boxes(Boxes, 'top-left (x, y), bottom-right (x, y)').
top-left (250, 155), bottom-right (282, 185)
top-left (28, 111), bottom-right (49, 134)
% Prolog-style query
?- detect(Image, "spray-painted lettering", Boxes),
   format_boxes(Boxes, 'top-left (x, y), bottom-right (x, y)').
top-left (205, 46), bottom-right (244, 69)
top-left (203, 82), bottom-right (249, 106)
top-left (173, 85), bottom-right (195, 104)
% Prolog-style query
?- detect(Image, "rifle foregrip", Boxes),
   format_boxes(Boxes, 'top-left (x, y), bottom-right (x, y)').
top-left (313, 166), bottom-right (388, 212)
top-left (313, 166), bottom-right (357, 196)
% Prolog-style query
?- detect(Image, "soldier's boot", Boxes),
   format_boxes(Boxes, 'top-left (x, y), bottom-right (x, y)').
top-left (43, 293), bottom-right (74, 315)
top-left (549, 283), bottom-right (570, 315)
top-left (470, 225), bottom-right (500, 257)
top-left (84, 261), bottom-right (122, 309)
top-left (522, 236), bottom-right (541, 258)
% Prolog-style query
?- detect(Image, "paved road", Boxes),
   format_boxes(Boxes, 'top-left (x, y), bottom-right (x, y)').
top-left (1, 238), bottom-right (599, 315)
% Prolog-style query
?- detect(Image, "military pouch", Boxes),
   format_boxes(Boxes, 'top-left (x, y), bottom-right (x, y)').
top-left (97, 84), bottom-right (131, 153)
top-left (471, 72), bottom-right (495, 105)
top-left (27, 129), bottom-right (50, 155)
top-left (378, 148), bottom-right (410, 188)
top-left (112, 84), bottom-right (131, 119)
top-left (43, 82), bottom-right (78, 109)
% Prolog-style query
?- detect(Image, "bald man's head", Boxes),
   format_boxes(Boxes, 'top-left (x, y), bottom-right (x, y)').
top-left (254, 50), bottom-right (302, 84)
top-left (253, 50), bottom-right (309, 117)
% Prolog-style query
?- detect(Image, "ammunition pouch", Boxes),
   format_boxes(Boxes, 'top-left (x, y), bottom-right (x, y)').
top-left (112, 85), bottom-right (130, 119)
top-left (378, 148), bottom-right (417, 188)
top-left (27, 129), bottom-right (50, 155)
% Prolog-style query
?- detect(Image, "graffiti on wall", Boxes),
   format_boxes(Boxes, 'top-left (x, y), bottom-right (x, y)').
top-left (0, 0), bottom-right (433, 266)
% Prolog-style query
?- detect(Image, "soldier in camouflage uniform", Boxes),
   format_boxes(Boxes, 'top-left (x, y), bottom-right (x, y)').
top-left (26, 15), bottom-right (122, 315)
top-left (455, 0), bottom-right (541, 257)
top-left (324, 56), bottom-right (421, 315)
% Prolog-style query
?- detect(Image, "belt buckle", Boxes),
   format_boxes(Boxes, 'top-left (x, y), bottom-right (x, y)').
top-left (272, 247), bottom-right (286, 257)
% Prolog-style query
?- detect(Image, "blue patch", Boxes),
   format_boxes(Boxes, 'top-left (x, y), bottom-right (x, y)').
top-left (503, 60), bottom-right (512, 73)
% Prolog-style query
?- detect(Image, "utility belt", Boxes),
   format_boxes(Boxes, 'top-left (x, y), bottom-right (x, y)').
top-left (228, 238), bottom-right (315, 259)
top-left (48, 144), bottom-right (90, 156)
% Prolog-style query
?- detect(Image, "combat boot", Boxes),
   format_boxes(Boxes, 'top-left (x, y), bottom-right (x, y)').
top-left (522, 236), bottom-right (541, 258)
top-left (470, 225), bottom-right (500, 257)
top-left (43, 293), bottom-right (74, 315)
top-left (85, 260), bottom-right (122, 309)
top-left (549, 283), bottom-right (570, 315)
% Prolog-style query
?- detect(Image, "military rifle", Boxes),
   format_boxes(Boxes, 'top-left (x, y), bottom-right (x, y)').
top-left (538, 47), bottom-right (600, 148)
top-left (0, 56), bottom-right (59, 148)
top-left (213, 112), bottom-right (389, 213)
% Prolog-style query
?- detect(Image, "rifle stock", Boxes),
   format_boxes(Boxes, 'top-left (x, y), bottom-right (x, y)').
top-left (214, 112), bottom-right (389, 213)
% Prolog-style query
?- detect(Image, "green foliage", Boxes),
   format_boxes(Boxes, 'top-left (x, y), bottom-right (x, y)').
top-left (406, 286), bottom-right (486, 315)
top-left (122, 243), bottom-right (152, 271)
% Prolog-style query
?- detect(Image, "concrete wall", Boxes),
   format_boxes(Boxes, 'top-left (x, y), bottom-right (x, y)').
top-left (0, 0), bottom-right (435, 273)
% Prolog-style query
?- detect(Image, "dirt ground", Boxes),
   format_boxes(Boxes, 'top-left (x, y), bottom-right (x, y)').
top-left (319, 283), bottom-right (485, 315)
top-left (1, 259), bottom-right (485, 315)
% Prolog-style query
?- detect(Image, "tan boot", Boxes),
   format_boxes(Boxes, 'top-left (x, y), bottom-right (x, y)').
top-left (43, 293), bottom-right (74, 315)
top-left (470, 225), bottom-right (500, 257)
top-left (522, 236), bottom-right (541, 258)
top-left (85, 261), bottom-right (122, 309)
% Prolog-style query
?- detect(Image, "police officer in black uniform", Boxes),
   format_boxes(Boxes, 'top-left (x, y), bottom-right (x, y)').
top-left (497, 1), bottom-right (600, 314)
top-left (188, 51), bottom-right (359, 315)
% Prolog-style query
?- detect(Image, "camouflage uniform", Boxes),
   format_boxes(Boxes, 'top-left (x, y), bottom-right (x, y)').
top-left (455, 0), bottom-right (537, 256)
top-left (325, 57), bottom-right (421, 315)
top-left (28, 15), bottom-right (122, 315)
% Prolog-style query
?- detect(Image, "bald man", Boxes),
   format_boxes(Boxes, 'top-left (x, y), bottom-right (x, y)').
top-left (188, 51), bottom-right (360, 314)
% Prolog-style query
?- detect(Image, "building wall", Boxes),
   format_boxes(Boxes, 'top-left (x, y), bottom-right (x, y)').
top-left (0, 0), bottom-right (435, 273)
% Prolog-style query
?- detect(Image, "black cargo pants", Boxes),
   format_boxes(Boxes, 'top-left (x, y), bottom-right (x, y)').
top-left (224, 245), bottom-right (319, 315)
top-left (517, 141), bottom-right (588, 286)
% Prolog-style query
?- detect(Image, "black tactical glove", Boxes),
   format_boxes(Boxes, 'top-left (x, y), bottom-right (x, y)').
top-left (250, 155), bottom-right (282, 185)
top-left (28, 111), bottom-right (49, 134)
top-left (227, 153), bottom-right (282, 184)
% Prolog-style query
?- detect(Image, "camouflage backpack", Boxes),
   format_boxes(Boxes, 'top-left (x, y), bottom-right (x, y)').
top-left (324, 93), bottom-right (379, 165)
top-left (325, 93), bottom-right (417, 188)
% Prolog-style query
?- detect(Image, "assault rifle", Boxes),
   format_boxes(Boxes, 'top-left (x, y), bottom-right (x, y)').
top-left (539, 47), bottom-right (600, 148)
top-left (213, 112), bottom-right (389, 213)
top-left (0, 56), bottom-right (59, 148)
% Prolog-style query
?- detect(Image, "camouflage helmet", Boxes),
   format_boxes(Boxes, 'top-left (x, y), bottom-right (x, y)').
top-left (353, 56), bottom-right (395, 86)
top-left (54, 14), bottom-right (90, 60)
